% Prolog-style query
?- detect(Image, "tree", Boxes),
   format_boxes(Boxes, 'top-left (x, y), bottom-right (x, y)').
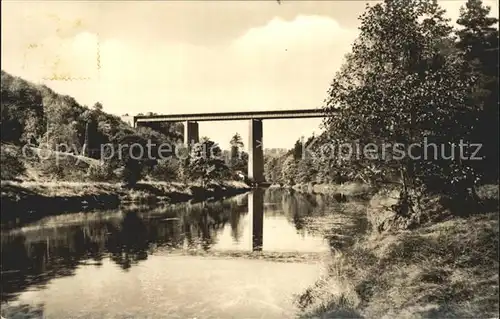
top-left (116, 134), bottom-right (154, 187)
top-left (1, 71), bottom-right (45, 143)
top-left (230, 133), bottom-right (243, 148)
top-left (186, 138), bottom-right (230, 186)
top-left (229, 133), bottom-right (244, 161)
top-left (296, 159), bottom-right (318, 184)
top-left (41, 122), bottom-right (80, 151)
top-left (229, 133), bottom-right (247, 172)
top-left (0, 70), bottom-right (186, 182)
top-left (80, 109), bottom-right (99, 157)
top-left (291, 137), bottom-right (320, 183)
top-left (264, 156), bottom-right (279, 183)
top-left (93, 102), bottom-right (103, 111)
top-left (282, 155), bottom-right (298, 185)
top-left (324, 0), bottom-right (477, 206)
top-left (0, 146), bottom-right (26, 180)
top-left (456, 0), bottom-right (499, 182)
top-left (292, 138), bottom-right (303, 160)
top-left (150, 158), bottom-right (181, 181)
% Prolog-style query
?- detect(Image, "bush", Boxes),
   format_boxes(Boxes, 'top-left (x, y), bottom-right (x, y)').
top-left (150, 158), bottom-right (180, 181)
top-left (87, 162), bottom-right (115, 182)
top-left (33, 149), bottom-right (89, 181)
top-left (0, 146), bottom-right (25, 180)
top-left (36, 157), bottom-right (67, 179)
top-left (121, 159), bottom-right (143, 187)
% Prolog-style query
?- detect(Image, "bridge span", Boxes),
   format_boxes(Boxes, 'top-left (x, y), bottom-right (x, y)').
top-left (134, 109), bottom-right (325, 124)
top-left (132, 108), bottom-right (328, 184)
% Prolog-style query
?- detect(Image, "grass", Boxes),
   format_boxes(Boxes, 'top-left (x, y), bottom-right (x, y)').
top-left (297, 186), bottom-right (499, 318)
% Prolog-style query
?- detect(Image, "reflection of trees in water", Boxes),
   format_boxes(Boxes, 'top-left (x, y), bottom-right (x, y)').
top-left (270, 189), bottom-right (364, 251)
top-left (227, 195), bottom-right (248, 244)
top-left (179, 200), bottom-right (233, 251)
top-left (325, 204), bottom-right (369, 252)
top-left (0, 196), bottom-right (246, 301)
top-left (0, 302), bottom-right (44, 319)
top-left (291, 193), bottom-right (369, 252)
top-left (1, 227), bottom-right (91, 301)
top-left (106, 210), bottom-right (149, 270)
top-left (229, 209), bottom-right (243, 243)
top-left (280, 191), bottom-right (319, 235)
top-left (183, 196), bottom-right (248, 246)
top-left (264, 188), bottom-right (284, 204)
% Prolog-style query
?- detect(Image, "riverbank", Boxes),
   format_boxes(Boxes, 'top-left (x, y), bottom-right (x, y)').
top-left (297, 184), bottom-right (499, 318)
top-left (0, 180), bottom-right (250, 225)
top-left (269, 182), bottom-right (373, 198)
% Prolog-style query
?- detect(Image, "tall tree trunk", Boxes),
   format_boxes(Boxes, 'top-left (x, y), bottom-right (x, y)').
top-left (82, 121), bottom-right (90, 157)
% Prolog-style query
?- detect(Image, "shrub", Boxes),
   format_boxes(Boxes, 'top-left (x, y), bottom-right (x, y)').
top-left (150, 158), bottom-right (180, 181)
top-left (0, 146), bottom-right (25, 180)
top-left (87, 162), bottom-right (115, 182)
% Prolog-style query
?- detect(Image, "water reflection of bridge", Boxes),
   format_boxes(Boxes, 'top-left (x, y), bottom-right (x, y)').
top-left (249, 188), bottom-right (264, 251)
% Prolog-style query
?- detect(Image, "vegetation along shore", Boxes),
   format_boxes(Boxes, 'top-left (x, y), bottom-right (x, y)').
top-left (1, 0), bottom-right (498, 317)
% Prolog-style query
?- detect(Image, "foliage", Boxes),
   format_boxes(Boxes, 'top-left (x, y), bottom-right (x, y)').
top-left (228, 133), bottom-right (248, 173)
top-left (0, 69), bottom-right (179, 153)
top-left (0, 146), bottom-right (26, 180)
top-left (185, 138), bottom-right (230, 186)
top-left (150, 158), bottom-right (181, 181)
top-left (87, 162), bottom-right (115, 182)
top-left (296, 158), bottom-right (318, 184)
top-left (264, 156), bottom-right (281, 184)
top-left (0, 70), bottom-right (181, 184)
top-left (115, 134), bottom-right (156, 187)
top-left (260, 0), bottom-right (498, 193)
top-left (323, 0), bottom-right (480, 199)
top-left (1, 71), bottom-right (45, 143)
top-left (456, 0), bottom-right (499, 182)
top-left (281, 155), bottom-right (298, 185)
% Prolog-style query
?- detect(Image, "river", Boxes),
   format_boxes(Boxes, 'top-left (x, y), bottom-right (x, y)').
top-left (1, 188), bottom-right (365, 318)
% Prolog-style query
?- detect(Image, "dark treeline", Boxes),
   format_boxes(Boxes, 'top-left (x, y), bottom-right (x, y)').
top-left (0, 70), bottom-right (182, 154)
top-left (264, 0), bottom-right (498, 203)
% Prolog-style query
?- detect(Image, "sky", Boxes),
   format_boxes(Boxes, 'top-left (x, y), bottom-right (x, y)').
top-left (1, 0), bottom-right (498, 149)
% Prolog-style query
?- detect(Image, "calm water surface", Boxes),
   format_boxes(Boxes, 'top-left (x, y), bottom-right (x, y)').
top-left (1, 188), bottom-right (360, 318)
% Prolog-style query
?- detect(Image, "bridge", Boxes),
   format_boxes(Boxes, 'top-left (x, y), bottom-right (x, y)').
top-left (132, 108), bottom-right (327, 184)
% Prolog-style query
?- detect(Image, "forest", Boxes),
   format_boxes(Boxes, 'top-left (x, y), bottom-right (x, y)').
top-left (1, 0), bottom-right (498, 199)
top-left (1, 69), bottom-right (251, 187)
top-left (264, 0), bottom-right (498, 198)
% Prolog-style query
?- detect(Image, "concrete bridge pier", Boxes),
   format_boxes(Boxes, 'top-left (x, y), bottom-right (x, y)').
top-left (249, 187), bottom-right (264, 251)
top-left (184, 121), bottom-right (199, 147)
top-left (248, 119), bottom-right (264, 184)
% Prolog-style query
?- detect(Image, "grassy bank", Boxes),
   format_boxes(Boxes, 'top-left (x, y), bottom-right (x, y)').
top-left (0, 180), bottom-right (250, 226)
top-left (297, 185), bottom-right (499, 318)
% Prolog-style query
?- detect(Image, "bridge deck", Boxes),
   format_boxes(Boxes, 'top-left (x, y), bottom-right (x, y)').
top-left (134, 108), bottom-right (327, 123)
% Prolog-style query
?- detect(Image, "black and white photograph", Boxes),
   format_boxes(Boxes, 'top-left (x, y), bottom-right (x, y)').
top-left (1, 0), bottom-right (499, 318)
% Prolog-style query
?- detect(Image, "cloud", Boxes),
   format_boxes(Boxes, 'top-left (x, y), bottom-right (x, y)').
top-left (2, 11), bottom-right (355, 147)
top-left (233, 15), bottom-right (349, 50)
top-left (5, 1), bottom-right (496, 148)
